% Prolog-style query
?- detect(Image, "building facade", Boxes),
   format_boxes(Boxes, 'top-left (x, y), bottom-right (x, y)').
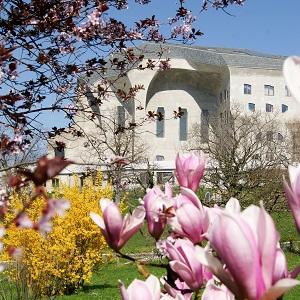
top-left (48, 43), bottom-right (300, 187)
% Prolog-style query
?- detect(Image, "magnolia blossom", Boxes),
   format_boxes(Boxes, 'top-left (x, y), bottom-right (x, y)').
top-left (90, 198), bottom-right (145, 251)
top-left (196, 202), bottom-right (299, 300)
top-left (174, 187), bottom-right (202, 209)
top-left (284, 165), bottom-right (300, 233)
top-left (119, 274), bottom-right (160, 300)
top-left (143, 185), bottom-right (174, 240)
top-left (161, 277), bottom-right (192, 300)
top-left (175, 153), bottom-right (206, 192)
top-left (166, 239), bottom-right (212, 291)
top-left (201, 279), bottom-right (234, 300)
top-left (283, 56), bottom-right (300, 102)
top-left (169, 202), bottom-right (208, 244)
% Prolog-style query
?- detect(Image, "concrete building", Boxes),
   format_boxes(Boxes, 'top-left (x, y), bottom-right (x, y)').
top-left (48, 43), bottom-right (300, 187)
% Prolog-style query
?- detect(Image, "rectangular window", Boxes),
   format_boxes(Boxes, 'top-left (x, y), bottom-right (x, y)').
top-left (201, 110), bottom-right (209, 143)
top-left (266, 131), bottom-right (273, 142)
top-left (156, 107), bottom-right (165, 137)
top-left (285, 86), bottom-right (291, 97)
top-left (117, 106), bottom-right (125, 127)
top-left (266, 103), bottom-right (273, 113)
top-left (248, 103), bottom-right (255, 112)
top-left (54, 147), bottom-right (65, 158)
top-left (244, 84), bottom-right (251, 95)
top-left (264, 85), bottom-right (274, 96)
top-left (52, 178), bottom-right (60, 188)
top-left (155, 155), bottom-right (165, 161)
top-left (282, 104), bottom-right (288, 113)
top-left (179, 108), bottom-right (188, 141)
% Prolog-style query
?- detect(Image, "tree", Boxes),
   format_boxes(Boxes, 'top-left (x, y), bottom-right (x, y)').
top-left (186, 105), bottom-right (292, 210)
top-left (0, 0), bottom-right (246, 162)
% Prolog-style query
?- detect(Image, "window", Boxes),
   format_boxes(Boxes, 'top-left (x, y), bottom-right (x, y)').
top-left (244, 84), bottom-right (251, 95)
top-left (156, 107), bottom-right (165, 137)
top-left (201, 109), bottom-right (209, 143)
top-left (248, 103), bottom-right (255, 112)
top-left (179, 108), bottom-right (188, 141)
top-left (264, 85), bottom-right (274, 96)
top-left (156, 155), bottom-right (164, 161)
top-left (117, 106), bottom-right (125, 127)
top-left (54, 147), bottom-right (65, 158)
top-left (52, 178), bottom-right (59, 188)
top-left (282, 104), bottom-right (288, 113)
top-left (278, 133), bottom-right (284, 142)
top-left (266, 131), bottom-right (273, 141)
top-left (285, 85), bottom-right (291, 97)
top-left (266, 103), bottom-right (273, 113)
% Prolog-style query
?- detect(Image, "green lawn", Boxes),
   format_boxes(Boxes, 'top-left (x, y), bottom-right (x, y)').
top-left (1, 210), bottom-right (299, 299)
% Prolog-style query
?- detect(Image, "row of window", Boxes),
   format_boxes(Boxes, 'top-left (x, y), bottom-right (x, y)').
top-left (156, 107), bottom-right (188, 141)
top-left (244, 84), bottom-right (292, 97)
top-left (248, 103), bottom-right (288, 113)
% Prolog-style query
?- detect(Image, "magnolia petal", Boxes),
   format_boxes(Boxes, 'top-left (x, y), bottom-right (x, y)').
top-left (260, 278), bottom-right (300, 300)
top-left (118, 280), bottom-right (130, 300)
top-left (180, 187), bottom-right (202, 210)
top-left (90, 212), bottom-right (105, 230)
top-left (283, 56), bottom-right (300, 103)
top-left (195, 246), bottom-right (240, 297)
top-left (284, 181), bottom-right (300, 233)
top-left (127, 279), bottom-right (153, 299)
top-left (225, 198), bottom-right (241, 214)
top-left (145, 275), bottom-right (161, 300)
top-left (169, 261), bottom-right (196, 290)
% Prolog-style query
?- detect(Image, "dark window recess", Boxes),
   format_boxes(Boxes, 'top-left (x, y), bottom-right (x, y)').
top-left (54, 147), bottom-right (65, 158)
top-left (266, 103), bottom-right (273, 113)
top-left (156, 107), bottom-right (165, 137)
top-left (52, 178), bottom-right (59, 188)
top-left (156, 155), bottom-right (165, 161)
top-left (244, 84), bottom-right (251, 95)
top-left (201, 110), bottom-right (209, 143)
top-left (266, 131), bottom-right (273, 141)
top-left (117, 106), bottom-right (125, 127)
top-left (248, 103), bottom-right (255, 112)
top-left (179, 108), bottom-right (188, 141)
top-left (282, 104), bottom-right (288, 113)
top-left (264, 85), bottom-right (274, 96)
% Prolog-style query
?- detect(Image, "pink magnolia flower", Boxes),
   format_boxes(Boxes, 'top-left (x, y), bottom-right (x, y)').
top-left (174, 187), bottom-right (202, 209)
top-left (166, 239), bottom-right (212, 291)
top-left (283, 56), bottom-right (300, 103)
top-left (196, 203), bottom-right (299, 300)
top-left (284, 165), bottom-right (300, 233)
top-left (90, 199), bottom-right (145, 251)
top-left (119, 274), bottom-right (160, 300)
top-left (161, 277), bottom-right (192, 300)
top-left (201, 279), bottom-right (234, 300)
top-left (169, 202), bottom-right (208, 244)
top-left (143, 185), bottom-right (174, 240)
top-left (175, 153), bottom-right (206, 192)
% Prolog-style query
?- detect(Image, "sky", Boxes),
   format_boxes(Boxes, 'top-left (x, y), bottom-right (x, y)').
top-left (36, 0), bottom-right (300, 130)
top-left (121, 0), bottom-right (300, 56)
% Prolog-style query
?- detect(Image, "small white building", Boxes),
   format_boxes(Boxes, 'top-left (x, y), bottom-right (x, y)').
top-left (48, 43), bottom-right (300, 187)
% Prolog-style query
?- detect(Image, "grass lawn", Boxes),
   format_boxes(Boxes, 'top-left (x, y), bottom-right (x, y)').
top-left (1, 210), bottom-right (299, 299)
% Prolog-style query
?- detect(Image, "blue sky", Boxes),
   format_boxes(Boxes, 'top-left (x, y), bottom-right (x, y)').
top-left (122, 0), bottom-right (300, 56)
top-left (39, 0), bottom-right (300, 130)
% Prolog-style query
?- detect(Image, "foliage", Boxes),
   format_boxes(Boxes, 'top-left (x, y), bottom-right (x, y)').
top-left (2, 172), bottom-right (114, 297)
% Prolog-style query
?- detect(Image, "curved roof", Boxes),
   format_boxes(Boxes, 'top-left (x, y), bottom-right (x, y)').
top-left (139, 42), bottom-right (285, 70)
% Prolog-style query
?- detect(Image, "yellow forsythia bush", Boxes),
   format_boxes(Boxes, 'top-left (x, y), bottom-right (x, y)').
top-left (3, 172), bottom-right (114, 296)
